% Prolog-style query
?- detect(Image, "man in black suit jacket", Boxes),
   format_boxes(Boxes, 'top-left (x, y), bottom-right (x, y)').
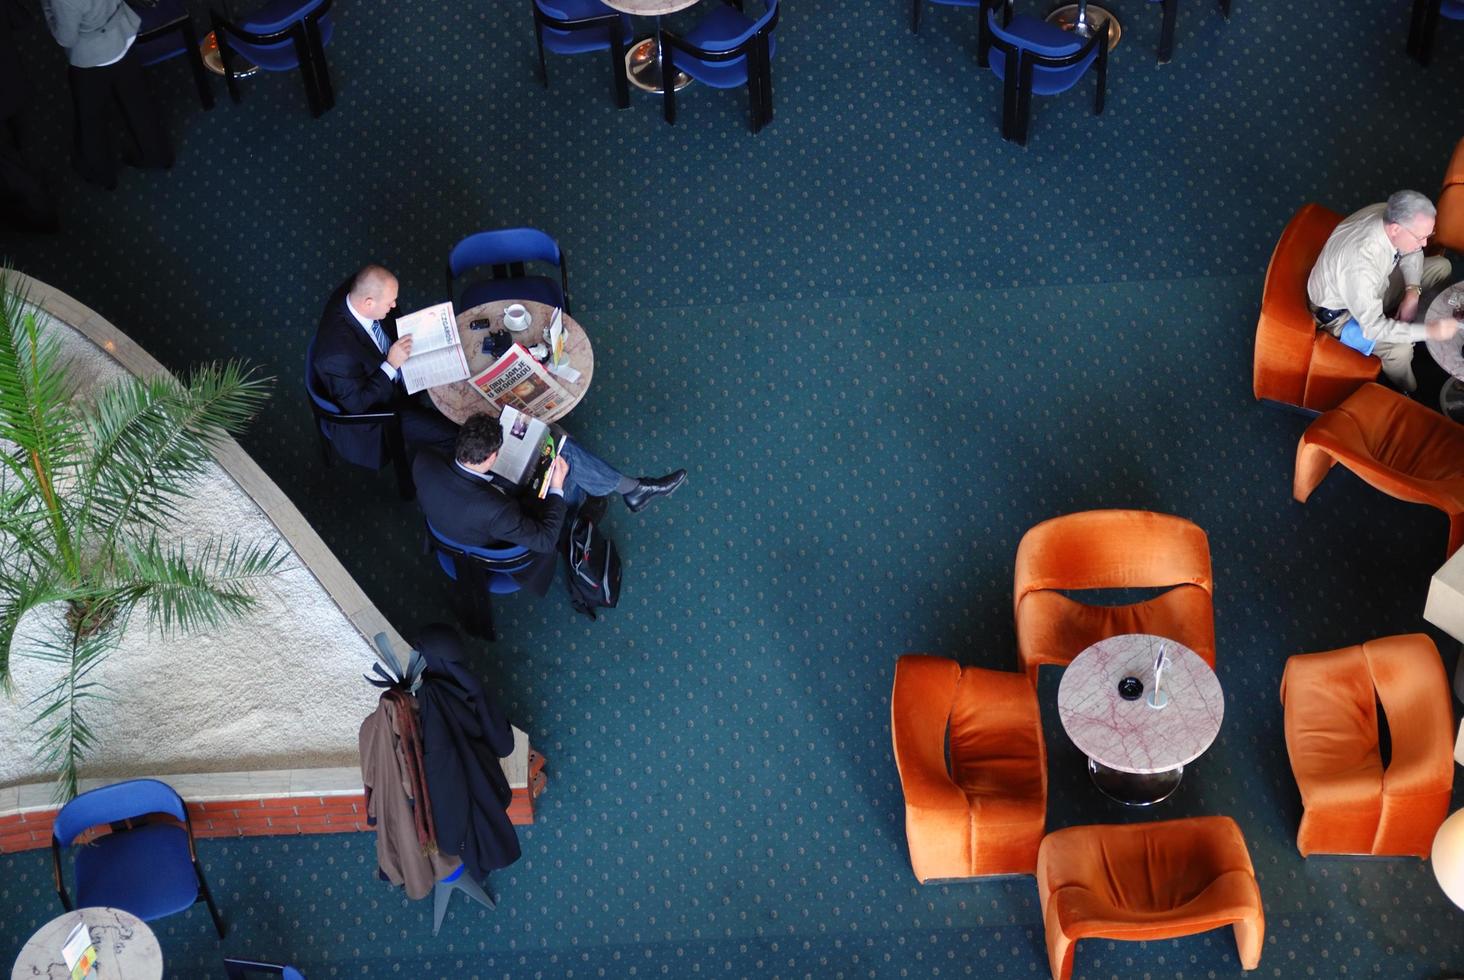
top-left (413, 413), bottom-right (686, 596)
top-left (312, 264), bottom-right (458, 467)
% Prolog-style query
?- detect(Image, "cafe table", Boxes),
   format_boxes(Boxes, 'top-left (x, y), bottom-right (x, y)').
top-left (1057, 632), bottom-right (1224, 806)
top-left (11, 907), bottom-right (163, 980)
top-left (1425, 283), bottom-right (1464, 421)
top-left (427, 299), bottom-right (594, 426)
top-left (601, 0), bottom-right (699, 94)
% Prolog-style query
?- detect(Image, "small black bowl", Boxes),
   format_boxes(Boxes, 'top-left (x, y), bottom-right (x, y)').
top-left (1117, 676), bottom-right (1144, 700)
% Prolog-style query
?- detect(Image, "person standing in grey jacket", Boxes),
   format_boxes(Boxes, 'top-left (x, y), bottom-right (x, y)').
top-left (41, 0), bottom-right (171, 188)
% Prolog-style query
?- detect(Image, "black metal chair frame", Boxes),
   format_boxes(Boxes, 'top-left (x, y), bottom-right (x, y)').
top-left (137, 8), bottom-right (215, 110)
top-left (910, 0), bottom-right (978, 34)
top-left (1409, 0), bottom-right (1453, 65)
top-left (51, 806), bottom-right (227, 938)
top-left (444, 251), bottom-right (573, 316)
top-left (532, 3), bottom-right (630, 109)
top-left (658, 0), bottom-right (778, 133)
top-left (211, 0), bottom-right (335, 117)
top-left (304, 384), bottom-right (414, 500)
top-left (224, 959), bottom-right (294, 979)
top-left (978, 0), bottom-right (1107, 147)
top-left (424, 522), bottom-right (532, 642)
top-left (1155, 0), bottom-right (1232, 64)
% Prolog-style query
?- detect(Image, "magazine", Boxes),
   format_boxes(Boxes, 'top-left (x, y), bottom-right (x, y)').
top-left (470, 343), bottom-right (569, 417)
top-left (490, 406), bottom-right (553, 491)
top-left (394, 301), bottom-right (469, 394)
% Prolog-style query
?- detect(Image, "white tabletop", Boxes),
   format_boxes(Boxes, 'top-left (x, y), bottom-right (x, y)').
top-left (1057, 633), bottom-right (1224, 774)
top-left (1426, 285), bottom-right (1464, 382)
top-left (600, 0), bottom-right (700, 16)
top-left (11, 907), bottom-right (163, 980)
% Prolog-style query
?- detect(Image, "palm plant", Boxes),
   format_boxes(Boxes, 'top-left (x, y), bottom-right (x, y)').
top-left (0, 270), bottom-right (283, 800)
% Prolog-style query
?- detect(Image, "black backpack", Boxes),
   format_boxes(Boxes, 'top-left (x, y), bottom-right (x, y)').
top-left (564, 515), bottom-right (621, 619)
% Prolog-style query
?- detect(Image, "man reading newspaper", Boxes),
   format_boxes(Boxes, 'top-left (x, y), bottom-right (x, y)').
top-left (412, 413), bottom-right (686, 596)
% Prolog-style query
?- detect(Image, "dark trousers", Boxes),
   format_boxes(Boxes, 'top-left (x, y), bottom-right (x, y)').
top-left (400, 395), bottom-right (461, 458)
top-left (67, 46), bottom-right (171, 189)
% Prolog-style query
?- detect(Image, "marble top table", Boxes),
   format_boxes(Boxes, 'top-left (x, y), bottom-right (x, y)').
top-left (426, 299), bottom-right (594, 426)
top-left (1058, 633), bottom-right (1224, 804)
top-left (11, 907), bottom-right (163, 980)
top-left (1425, 285), bottom-right (1464, 419)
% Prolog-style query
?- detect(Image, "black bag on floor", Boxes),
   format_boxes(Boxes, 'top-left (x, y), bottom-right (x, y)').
top-left (564, 514), bottom-right (621, 619)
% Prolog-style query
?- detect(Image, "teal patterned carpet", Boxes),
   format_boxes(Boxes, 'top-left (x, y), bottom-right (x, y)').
top-left (4, 0), bottom-right (1464, 975)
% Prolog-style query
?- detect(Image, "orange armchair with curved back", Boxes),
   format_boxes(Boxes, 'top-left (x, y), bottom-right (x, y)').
top-left (1014, 510), bottom-right (1215, 686)
top-left (891, 655), bottom-right (1047, 881)
top-left (1436, 137), bottom-right (1464, 254)
top-left (1254, 204), bottom-right (1380, 412)
top-left (1280, 633), bottom-right (1454, 858)
top-left (1294, 382), bottom-right (1464, 558)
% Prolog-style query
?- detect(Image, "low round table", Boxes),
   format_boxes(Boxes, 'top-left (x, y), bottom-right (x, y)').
top-left (1057, 633), bottom-right (1224, 806)
top-left (601, 0), bottom-right (698, 94)
top-left (11, 907), bottom-right (163, 980)
top-left (427, 300), bottom-right (595, 426)
top-left (1425, 284), bottom-right (1464, 421)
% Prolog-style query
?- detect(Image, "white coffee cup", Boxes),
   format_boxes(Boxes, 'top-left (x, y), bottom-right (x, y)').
top-left (503, 304), bottom-right (532, 332)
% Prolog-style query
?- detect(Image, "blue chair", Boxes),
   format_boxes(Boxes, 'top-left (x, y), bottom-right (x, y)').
top-left (978, 0), bottom-right (1107, 147)
top-left (533, 0), bottom-right (634, 109)
top-left (305, 339), bottom-right (415, 500)
top-left (224, 960), bottom-right (307, 980)
top-left (446, 227), bottom-right (571, 314)
top-left (134, 0), bottom-right (214, 110)
top-left (1409, 0), bottom-right (1464, 65)
top-left (50, 778), bottom-right (226, 938)
top-left (659, 0), bottom-right (779, 133)
top-left (425, 520), bottom-right (534, 641)
top-left (211, 0), bottom-right (335, 117)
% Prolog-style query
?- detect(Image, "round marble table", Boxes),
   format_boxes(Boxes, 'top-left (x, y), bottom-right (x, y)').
top-left (601, 0), bottom-right (699, 94)
top-left (426, 300), bottom-right (594, 426)
top-left (1425, 284), bottom-right (1464, 420)
top-left (1057, 633), bottom-right (1224, 806)
top-left (11, 907), bottom-right (163, 980)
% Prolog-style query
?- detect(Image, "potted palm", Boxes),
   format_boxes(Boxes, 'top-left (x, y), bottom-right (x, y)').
top-left (0, 270), bottom-right (283, 800)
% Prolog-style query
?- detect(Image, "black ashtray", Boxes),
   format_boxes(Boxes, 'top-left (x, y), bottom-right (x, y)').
top-left (1117, 676), bottom-right (1144, 700)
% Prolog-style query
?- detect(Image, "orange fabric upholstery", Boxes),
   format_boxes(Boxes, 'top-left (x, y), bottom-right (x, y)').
top-left (1036, 816), bottom-right (1265, 980)
top-left (1293, 382), bottom-right (1464, 558)
top-left (1279, 633), bottom-right (1454, 858)
top-left (1437, 138), bottom-right (1464, 254)
top-left (1254, 204), bottom-right (1380, 411)
top-left (1013, 510), bottom-right (1215, 685)
top-left (890, 655), bottom-right (1046, 881)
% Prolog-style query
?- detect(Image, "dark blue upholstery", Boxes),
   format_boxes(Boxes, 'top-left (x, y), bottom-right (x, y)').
top-left (133, 0), bottom-right (192, 65)
top-left (660, 0), bottom-right (779, 131)
top-left (536, 0), bottom-right (632, 54)
top-left (978, 0), bottom-right (1106, 145)
top-left (985, 13), bottom-right (1092, 95)
top-left (213, 0), bottom-right (335, 115)
top-left (52, 778), bottom-right (187, 845)
top-left (303, 338), bottom-right (392, 474)
top-left (672, 6), bottom-right (779, 89)
top-left (447, 228), bottom-right (569, 313)
top-left (1445, 0), bottom-right (1464, 18)
top-left (231, 0), bottom-right (334, 71)
top-left (428, 522), bottom-right (533, 595)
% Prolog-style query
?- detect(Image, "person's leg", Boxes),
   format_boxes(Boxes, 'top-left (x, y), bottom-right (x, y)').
top-left (1373, 340), bottom-right (1418, 393)
top-left (399, 401), bottom-right (459, 457)
top-left (559, 440), bottom-right (628, 499)
top-left (67, 64), bottom-right (117, 188)
top-left (110, 49), bottom-right (171, 169)
top-left (1422, 254), bottom-right (1454, 291)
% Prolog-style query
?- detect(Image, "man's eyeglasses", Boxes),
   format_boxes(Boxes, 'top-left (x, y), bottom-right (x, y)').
top-left (1399, 225), bottom-right (1434, 249)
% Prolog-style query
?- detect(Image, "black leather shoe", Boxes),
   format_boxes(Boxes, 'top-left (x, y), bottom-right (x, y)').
top-left (622, 469), bottom-right (687, 513)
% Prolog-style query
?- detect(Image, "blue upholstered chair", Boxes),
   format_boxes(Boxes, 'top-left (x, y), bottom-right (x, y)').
top-left (224, 960), bottom-right (307, 980)
top-left (304, 339), bottom-right (414, 500)
top-left (533, 0), bottom-right (634, 109)
top-left (659, 0), bottom-right (779, 133)
top-left (211, 0), bottom-right (335, 116)
top-left (446, 227), bottom-right (570, 313)
top-left (51, 779), bottom-right (226, 938)
top-left (134, 0), bottom-right (214, 110)
top-left (425, 520), bottom-right (534, 640)
top-left (1409, 0), bottom-right (1464, 65)
top-left (978, 0), bottom-right (1107, 146)
top-left (910, 0), bottom-right (979, 34)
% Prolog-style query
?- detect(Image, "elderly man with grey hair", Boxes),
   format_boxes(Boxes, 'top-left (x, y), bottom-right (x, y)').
top-left (1308, 189), bottom-right (1459, 393)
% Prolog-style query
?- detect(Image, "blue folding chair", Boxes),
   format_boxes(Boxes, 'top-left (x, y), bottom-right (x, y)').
top-left (1409, 0), bottom-right (1464, 65)
top-left (304, 339), bottom-right (414, 500)
top-left (445, 227), bottom-right (570, 313)
top-left (425, 520), bottom-right (534, 641)
top-left (978, 0), bottom-right (1107, 146)
top-left (51, 778), bottom-right (226, 938)
top-left (659, 0), bottom-right (779, 133)
top-left (533, 0), bottom-right (634, 108)
top-left (134, 0), bottom-right (214, 110)
top-left (211, 0), bottom-right (335, 116)
top-left (224, 960), bottom-right (307, 980)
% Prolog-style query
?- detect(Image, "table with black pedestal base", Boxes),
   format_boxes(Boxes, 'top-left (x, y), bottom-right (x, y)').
top-left (1057, 633), bottom-right (1224, 806)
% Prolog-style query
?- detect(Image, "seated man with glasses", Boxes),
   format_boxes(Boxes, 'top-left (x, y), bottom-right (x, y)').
top-left (1308, 189), bottom-right (1460, 393)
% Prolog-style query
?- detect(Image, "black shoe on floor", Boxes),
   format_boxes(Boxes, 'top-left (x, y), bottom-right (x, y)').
top-left (622, 469), bottom-right (687, 513)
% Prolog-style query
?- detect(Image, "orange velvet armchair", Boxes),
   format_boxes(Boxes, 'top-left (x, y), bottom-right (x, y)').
top-left (1279, 633), bottom-right (1454, 858)
top-left (1254, 203), bottom-right (1380, 412)
top-left (890, 655), bottom-right (1046, 881)
top-left (1436, 137), bottom-right (1464, 254)
top-left (1293, 382), bottom-right (1464, 558)
top-left (1036, 816), bottom-right (1265, 980)
top-left (1014, 510), bottom-right (1215, 686)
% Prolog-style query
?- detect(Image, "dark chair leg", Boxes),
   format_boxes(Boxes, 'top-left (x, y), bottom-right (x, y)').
top-left (1410, 0), bottom-right (1438, 65)
top-left (662, 42), bottom-right (676, 123)
top-left (452, 561), bottom-right (497, 641)
top-left (1015, 55), bottom-right (1033, 146)
top-left (999, 56), bottom-right (1018, 141)
top-left (911, 0), bottom-right (921, 33)
top-left (315, 425), bottom-right (333, 466)
top-left (312, 41), bottom-right (335, 110)
top-left (179, 20), bottom-right (215, 110)
top-left (746, 56), bottom-right (761, 132)
top-left (387, 419), bottom-right (415, 501)
top-left (1157, 0), bottom-right (1177, 63)
top-left (609, 32), bottom-right (629, 108)
top-left (535, 23), bottom-right (549, 87)
top-left (1094, 35), bottom-right (1108, 115)
top-left (1218, 0), bottom-right (1229, 17)
top-left (195, 867), bottom-right (227, 938)
top-left (213, 19), bottom-right (243, 104)
top-left (292, 32), bottom-right (323, 117)
top-left (761, 57), bottom-right (773, 127)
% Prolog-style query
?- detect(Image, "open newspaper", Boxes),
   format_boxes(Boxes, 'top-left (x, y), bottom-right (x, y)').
top-left (395, 301), bottom-right (469, 394)
top-left (490, 405), bottom-right (564, 497)
top-left (470, 343), bottom-right (569, 417)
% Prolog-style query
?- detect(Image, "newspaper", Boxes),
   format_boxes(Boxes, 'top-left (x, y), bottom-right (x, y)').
top-left (395, 301), bottom-right (469, 394)
top-left (470, 343), bottom-right (569, 417)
